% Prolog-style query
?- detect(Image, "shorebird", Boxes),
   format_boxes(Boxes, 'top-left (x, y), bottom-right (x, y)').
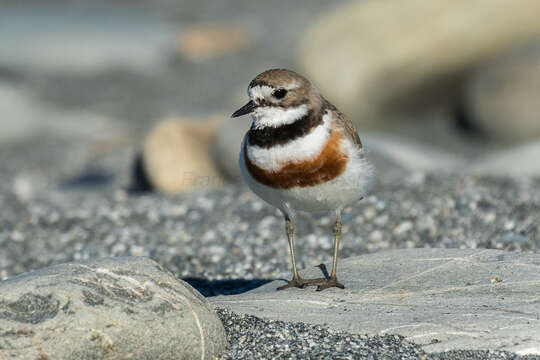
top-left (232, 69), bottom-right (374, 291)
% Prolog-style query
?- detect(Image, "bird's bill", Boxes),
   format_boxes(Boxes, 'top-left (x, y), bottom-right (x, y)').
top-left (231, 100), bottom-right (257, 118)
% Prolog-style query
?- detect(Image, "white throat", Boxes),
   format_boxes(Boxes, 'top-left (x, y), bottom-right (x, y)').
top-left (251, 104), bottom-right (308, 130)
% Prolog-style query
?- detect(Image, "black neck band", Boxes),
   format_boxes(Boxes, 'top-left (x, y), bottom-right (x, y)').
top-left (247, 109), bottom-right (324, 148)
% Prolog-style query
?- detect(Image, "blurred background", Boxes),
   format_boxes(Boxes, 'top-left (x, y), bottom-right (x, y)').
top-left (1, 0), bottom-right (540, 285)
top-left (2, 0), bottom-right (540, 195)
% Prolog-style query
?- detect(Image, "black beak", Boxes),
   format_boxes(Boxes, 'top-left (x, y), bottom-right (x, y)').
top-left (231, 100), bottom-right (257, 118)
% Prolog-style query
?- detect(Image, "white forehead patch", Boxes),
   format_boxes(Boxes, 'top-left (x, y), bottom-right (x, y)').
top-left (283, 80), bottom-right (300, 90)
top-left (251, 104), bottom-right (308, 129)
top-left (248, 85), bottom-right (273, 100)
top-left (248, 81), bottom-right (301, 101)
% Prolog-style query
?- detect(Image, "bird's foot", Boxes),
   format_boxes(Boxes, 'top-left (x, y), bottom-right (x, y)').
top-left (276, 277), bottom-right (327, 291)
top-left (316, 277), bottom-right (345, 292)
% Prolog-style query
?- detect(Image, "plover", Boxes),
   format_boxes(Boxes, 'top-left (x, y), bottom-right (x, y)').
top-left (232, 69), bottom-right (374, 291)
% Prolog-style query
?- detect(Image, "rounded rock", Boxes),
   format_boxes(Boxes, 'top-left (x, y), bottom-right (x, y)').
top-left (300, 0), bottom-right (540, 128)
top-left (0, 257), bottom-right (227, 359)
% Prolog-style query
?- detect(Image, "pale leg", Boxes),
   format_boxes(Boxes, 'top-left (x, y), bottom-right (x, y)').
top-left (277, 214), bottom-right (325, 291)
top-left (317, 209), bottom-right (345, 291)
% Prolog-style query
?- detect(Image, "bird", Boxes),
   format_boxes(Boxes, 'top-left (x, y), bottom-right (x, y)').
top-left (232, 69), bottom-right (374, 291)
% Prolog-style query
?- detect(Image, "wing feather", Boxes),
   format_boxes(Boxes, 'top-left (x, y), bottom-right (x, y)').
top-left (322, 98), bottom-right (362, 149)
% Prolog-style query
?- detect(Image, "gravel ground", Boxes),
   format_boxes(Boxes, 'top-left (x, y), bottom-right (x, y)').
top-left (216, 308), bottom-right (537, 360)
top-left (1, 172), bottom-right (539, 359)
top-left (1, 172), bottom-right (539, 283)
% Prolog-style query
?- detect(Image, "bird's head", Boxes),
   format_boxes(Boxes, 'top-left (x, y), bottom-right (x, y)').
top-left (232, 69), bottom-right (322, 129)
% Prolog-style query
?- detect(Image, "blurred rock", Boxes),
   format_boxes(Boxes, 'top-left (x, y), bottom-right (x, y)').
top-left (300, 0), bottom-right (540, 128)
top-left (0, 84), bottom-right (41, 142)
top-left (0, 257), bottom-right (226, 359)
top-left (141, 118), bottom-right (225, 193)
top-left (0, 82), bottom-right (125, 144)
top-left (363, 132), bottom-right (464, 173)
top-left (467, 140), bottom-right (540, 177)
top-left (498, 233), bottom-right (530, 247)
top-left (176, 25), bottom-right (252, 62)
top-left (464, 41), bottom-right (540, 142)
top-left (0, 81), bottom-right (132, 194)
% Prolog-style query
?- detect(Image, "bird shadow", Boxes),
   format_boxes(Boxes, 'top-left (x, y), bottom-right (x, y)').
top-left (183, 264), bottom-right (332, 297)
top-left (182, 278), bottom-right (275, 297)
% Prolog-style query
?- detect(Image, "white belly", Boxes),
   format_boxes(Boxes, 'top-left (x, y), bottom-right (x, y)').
top-left (239, 135), bottom-right (374, 213)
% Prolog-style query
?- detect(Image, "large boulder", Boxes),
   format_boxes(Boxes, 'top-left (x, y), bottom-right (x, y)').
top-left (0, 257), bottom-right (226, 359)
top-left (300, 0), bottom-right (540, 128)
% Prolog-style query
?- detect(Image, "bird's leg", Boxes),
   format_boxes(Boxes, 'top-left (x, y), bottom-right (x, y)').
top-left (277, 216), bottom-right (303, 290)
top-left (277, 215), bottom-right (324, 290)
top-left (317, 210), bottom-right (345, 291)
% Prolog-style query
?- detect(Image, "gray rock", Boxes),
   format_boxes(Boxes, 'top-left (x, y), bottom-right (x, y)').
top-left (363, 132), bottom-right (464, 173)
top-left (210, 248), bottom-right (540, 355)
top-left (0, 82), bottom-right (130, 196)
top-left (0, 84), bottom-right (41, 143)
top-left (0, 83), bottom-right (124, 143)
top-left (464, 41), bottom-right (540, 143)
top-left (0, 257), bottom-right (226, 360)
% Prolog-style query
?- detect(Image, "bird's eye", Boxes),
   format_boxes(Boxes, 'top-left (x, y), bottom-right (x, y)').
top-left (272, 88), bottom-right (288, 99)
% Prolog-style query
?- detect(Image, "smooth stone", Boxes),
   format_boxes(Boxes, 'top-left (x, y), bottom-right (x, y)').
top-left (141, 118), bottom-right (225, 193)
top-left (300, 0), bottom-right (540, 128)
top-left (0, 257), bottom-right (226, 360)
top-left (464, 41), bottom-right (540, 143)
top-left (176, 25), bottom-right (253, 62)
top-left (210, 248), bottom-right (540, 355)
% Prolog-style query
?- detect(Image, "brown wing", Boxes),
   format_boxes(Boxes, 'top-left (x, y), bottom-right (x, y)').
top-left (322, 98), bottom-right (362, 149)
